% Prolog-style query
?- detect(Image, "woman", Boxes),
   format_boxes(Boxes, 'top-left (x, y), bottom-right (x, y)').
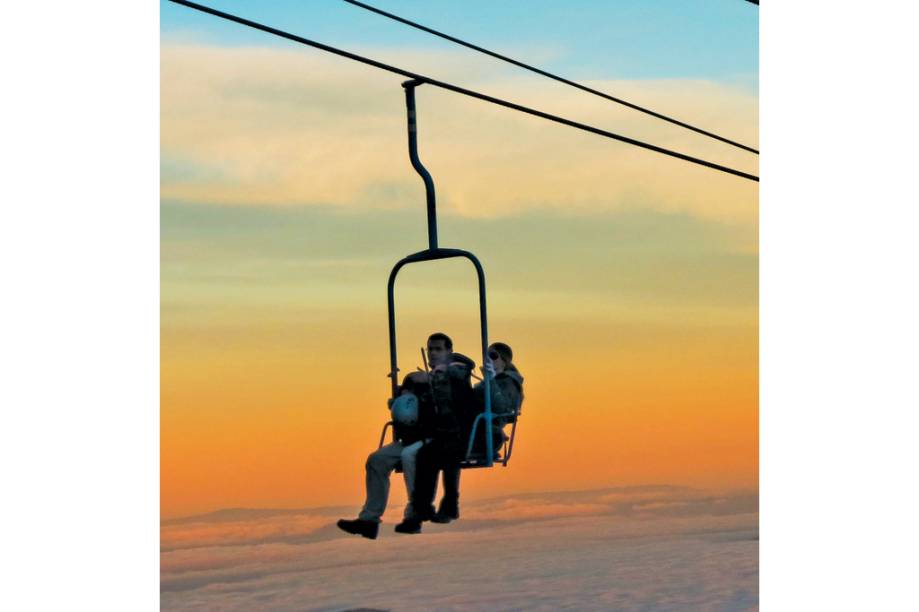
top-left (472, 341), bottom-right (524, 455)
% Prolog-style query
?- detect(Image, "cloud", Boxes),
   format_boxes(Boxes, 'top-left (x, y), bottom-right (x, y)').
top-left (161, 486), bottom-right (757, 610)
top-left (161, 43), bottom-right (758, 222)
top-left (460, 499), bottom-right (609, 521)
top-left (161, 512), bottom-right (333, 552)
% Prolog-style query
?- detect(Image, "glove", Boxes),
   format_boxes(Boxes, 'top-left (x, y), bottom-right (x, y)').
top-left (483, 360), bottom-right (497, 378)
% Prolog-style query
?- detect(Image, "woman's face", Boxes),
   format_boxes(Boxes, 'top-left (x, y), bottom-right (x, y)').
top-left (488, 346), bottom-right (507, 374)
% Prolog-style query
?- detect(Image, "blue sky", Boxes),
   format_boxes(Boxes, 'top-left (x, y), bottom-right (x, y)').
top-left (161, 0), bottom-right (758, 86)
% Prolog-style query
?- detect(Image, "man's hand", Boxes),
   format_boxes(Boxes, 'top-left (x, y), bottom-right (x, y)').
top-left (482, 360), bottom-right (496, 378)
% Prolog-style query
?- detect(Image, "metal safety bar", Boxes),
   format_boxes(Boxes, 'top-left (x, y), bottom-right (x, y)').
top-left (386, 248), bottom-right (494, 465)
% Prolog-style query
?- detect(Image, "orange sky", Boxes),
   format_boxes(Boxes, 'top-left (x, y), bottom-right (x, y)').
top-left (160, 41), bottom-right (757, 520)
top-left (161, 206), bottom-right (757, 518)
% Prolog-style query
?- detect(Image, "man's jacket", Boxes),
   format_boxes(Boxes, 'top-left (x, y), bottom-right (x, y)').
top-left (428, 352), bottom-right (476, 454)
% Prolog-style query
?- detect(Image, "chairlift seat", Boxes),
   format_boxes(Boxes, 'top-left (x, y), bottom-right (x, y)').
top-left (378, 400), bottom-right (521, 469)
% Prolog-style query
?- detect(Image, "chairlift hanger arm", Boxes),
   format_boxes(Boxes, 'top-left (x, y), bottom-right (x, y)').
top-left (402, 80), bottom-right (438, 250)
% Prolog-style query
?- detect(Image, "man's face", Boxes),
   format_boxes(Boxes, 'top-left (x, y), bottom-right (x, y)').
top-left (427, 339), bottom-right (449, 366)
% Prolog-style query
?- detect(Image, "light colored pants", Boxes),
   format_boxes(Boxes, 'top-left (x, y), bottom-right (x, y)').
top-left (358, 440), bottom-right (423, 522)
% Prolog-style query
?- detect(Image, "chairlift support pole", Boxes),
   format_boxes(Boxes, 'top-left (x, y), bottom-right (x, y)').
top-left (387, 80), bottom-right (495, 466)
top-left (403, 79), bottom-right (437, 250)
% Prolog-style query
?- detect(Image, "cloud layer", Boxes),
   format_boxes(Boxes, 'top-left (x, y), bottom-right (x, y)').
top-left (162, 485), bottom-right (758, 610)
top-left (162, 43), bottom-right (758, 222)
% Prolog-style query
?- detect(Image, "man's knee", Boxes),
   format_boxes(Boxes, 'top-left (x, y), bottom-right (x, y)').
top-left (400, 448), bottom-right (416, 465)
top-left (366, 450), bottom-right (383, 470)
top-left (366, 448), bottom-right (395, 473)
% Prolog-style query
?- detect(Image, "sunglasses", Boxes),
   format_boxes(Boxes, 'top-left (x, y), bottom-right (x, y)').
top-left (488, 350), bottom-right (501, 360)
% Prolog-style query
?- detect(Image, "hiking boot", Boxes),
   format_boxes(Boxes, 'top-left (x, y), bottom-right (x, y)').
top-left (336, 518), bottom-right (379, 540)
top-left (394, 518), bottom-right (422, 534)
top-left (430, 510), bottom-right (457, 524)
top-left (431, 503), bottom-right (459, 524)
top-left (438, 497), bottom-right (460, 518)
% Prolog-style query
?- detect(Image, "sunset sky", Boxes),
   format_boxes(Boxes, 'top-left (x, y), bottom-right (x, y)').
top-left (160, 0), bottom-right (758, 519)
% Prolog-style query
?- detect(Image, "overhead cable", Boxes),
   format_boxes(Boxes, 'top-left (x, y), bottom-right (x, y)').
top-left (343, 0), bottom-right (759, 155)
top-left (167, 0), bottom-right (759, 182)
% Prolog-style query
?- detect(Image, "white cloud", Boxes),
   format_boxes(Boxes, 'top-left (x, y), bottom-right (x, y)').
top-left (161, 486), bottom-right (757, 610)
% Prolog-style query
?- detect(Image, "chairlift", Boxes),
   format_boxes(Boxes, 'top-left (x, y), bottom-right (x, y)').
top-left (377, 80), bottom-right (521, 469)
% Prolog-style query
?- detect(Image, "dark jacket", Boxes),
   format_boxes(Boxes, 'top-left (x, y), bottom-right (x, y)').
top-left (428, 352), bottom-right (476, 454)
top-left (392, 353), bottom-right (476, 446)
top-left (473, 364), bottom-right (524, 426)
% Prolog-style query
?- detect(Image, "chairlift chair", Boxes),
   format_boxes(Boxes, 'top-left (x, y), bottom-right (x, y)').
top-left (377, 80), bottom-right (520, 469)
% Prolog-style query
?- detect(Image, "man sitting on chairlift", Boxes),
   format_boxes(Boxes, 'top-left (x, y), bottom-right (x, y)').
top-left (337, 332), bottom-right (473, 540)
top-left (396, 341), bottom-right (523, 534)
top-left (394, 333), bottom-right (476, 533)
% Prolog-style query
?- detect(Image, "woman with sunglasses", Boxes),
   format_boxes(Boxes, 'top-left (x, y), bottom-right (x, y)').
top-left (478, 342), bottom-right (524, 427)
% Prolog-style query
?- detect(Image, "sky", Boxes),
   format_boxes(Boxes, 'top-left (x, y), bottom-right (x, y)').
top-left (161, 0), bottom-right (758, 84)
top-left (160, 0), bottom-right (758, 521)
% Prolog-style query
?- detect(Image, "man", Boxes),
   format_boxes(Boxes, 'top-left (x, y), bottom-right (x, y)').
top-left (395, 336), bottom-right (476, 534)
top-left (337, 332), bottom-right (471, 539)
